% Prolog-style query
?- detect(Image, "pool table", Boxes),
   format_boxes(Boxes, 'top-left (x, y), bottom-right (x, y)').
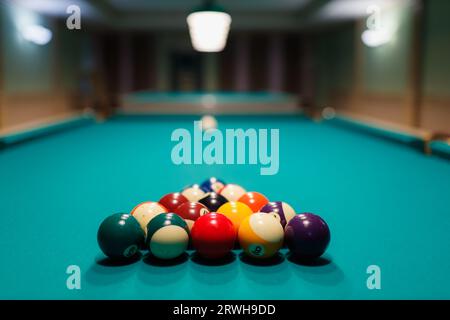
top-left (0, 113), bottom-right (449, 300)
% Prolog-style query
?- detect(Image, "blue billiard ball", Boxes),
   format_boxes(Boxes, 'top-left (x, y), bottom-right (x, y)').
top-left (200, 177), bottom-right (226, 193)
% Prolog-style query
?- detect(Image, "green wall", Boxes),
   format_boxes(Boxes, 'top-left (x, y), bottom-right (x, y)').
top-left (313, 22), bottom-right (355, 107)
top-left (423, 0), bottom-right (450, 97)
top-left (313, 1), bottom-right (421, 106)
top-left (0, 2), bottom-right (87, 94)
top-left (362, 2), bottom-right (413, 94)
top-left (1, 2), bottom-right (54, 93)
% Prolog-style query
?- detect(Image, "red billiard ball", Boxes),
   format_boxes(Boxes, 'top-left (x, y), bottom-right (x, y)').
top-left (191, 212), bottom-right (236, 259)
top-left (159, 192), bottom-right (189, 212)
top-left (174, 202), bottom-right (210, 230)
top-left (238, 191), bottom-right (269, 212)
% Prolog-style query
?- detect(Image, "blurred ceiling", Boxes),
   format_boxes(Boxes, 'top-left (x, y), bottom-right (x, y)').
top-left (9, 0), bottom-right (409, 31)
top-left (106, 0), bottom-right (312, 12)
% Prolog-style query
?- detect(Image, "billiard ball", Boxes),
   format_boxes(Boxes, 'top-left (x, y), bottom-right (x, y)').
top-left (285, 213), bottom-right (331, 259)
top-left (159, 192), bottom-right (189, 212)
top-left (238, 213), bottom-right (284, 259)
top-left (130, 201), bottom-right (168, 233)
top-left (146, 213), bottom-right (190, 260)
top-left (216, 201), bottom-right (253, 232)
top-left (174, 202), bottom-right (210, 230)
top-left (198, 192), bottom-right (229, 212)
top-left (218, 184), bottom-right (247, 202)
top-left (200, 177), bottom-right (226, 193)
top-left (200, 115), bottom-right (218, 130)
top-left (181, 184), bottom-right (206, 202)
top-left (238, 191), bottom-right (269, 212)
top-left (259, 201), bottom-right (296, 228)
top-left (191, 212), bottom-right (236, 259)
top-left (97, 213), bottom-right (145, 260)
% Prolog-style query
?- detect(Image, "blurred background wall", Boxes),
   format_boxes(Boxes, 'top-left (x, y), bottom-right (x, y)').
top-left (0, 0), bottom-right (449, 132)
top-left (0, 2), bottom-right (89, 128)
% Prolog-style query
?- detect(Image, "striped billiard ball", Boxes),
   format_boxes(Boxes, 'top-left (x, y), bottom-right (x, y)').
top-left (238, 212), bottom-right (284, 259)
top-left (200, 177), bottom-right (226, 193)
top-left (181, 184), bottom-right (206, 202)
top-left (218, 184), bottom-right (247, 202)
top-left (259, 201), bottom-right (296, 228)
top-left (130, 201), bottom-right (168, 234)
top-left (146, 213), bottom-right (190, 260)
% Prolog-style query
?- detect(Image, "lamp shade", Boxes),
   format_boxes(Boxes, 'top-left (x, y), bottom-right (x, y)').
top-left (187, 2), bottom-right (231, 52)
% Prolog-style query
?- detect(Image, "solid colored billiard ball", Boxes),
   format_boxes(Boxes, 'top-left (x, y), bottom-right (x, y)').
top-left (191, 212), bottom-right (236, 259)
top-left (218, 184), bottom-right (247, 202)
top-left (174, 201), bottom-right (210, 230)
top-left (285, 213), bottom-right (331, 259)
top-left (238, 213), bottom-right (284, 259)
top-left (130, 201), bottom-right (168, 233)
top-left (198, 192), bottom-right (229, 212)
top-left (238, 191), bottom-right (269, 212)
top-left (259, 201), bottom-right (296, 228)
top-left (181, 184), bottom-right (206, 202)
top-left (97, 213), bottom-right (145, 260)
top-left (216, 201), bottom-right (253, 233)
top-left (200, 177), bottom-right (226, 193)
top-left (146, 213), bottom-right (190, 260)
top-left (159, 192), bottom-right (189, 212)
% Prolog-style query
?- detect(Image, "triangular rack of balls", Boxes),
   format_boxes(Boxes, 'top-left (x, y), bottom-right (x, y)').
top-left (97, 177), bottom-right (330, 262)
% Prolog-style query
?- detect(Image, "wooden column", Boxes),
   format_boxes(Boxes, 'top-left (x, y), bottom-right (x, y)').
top-left (0, 17), bottom-right (4, 131)
top-left (351, 19), bottom-right (365, 111)
top-left (405, 0), bottom-right (425, 127)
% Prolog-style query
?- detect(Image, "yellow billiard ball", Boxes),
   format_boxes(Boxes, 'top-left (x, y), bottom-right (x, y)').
top-left (217, 201), bottom-right (253, 233)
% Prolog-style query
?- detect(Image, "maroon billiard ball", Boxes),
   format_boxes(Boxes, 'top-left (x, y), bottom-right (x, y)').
top-left (159, 192), bottom-right (189, 212)
top-left (174, 202), bottom-right (210, 230)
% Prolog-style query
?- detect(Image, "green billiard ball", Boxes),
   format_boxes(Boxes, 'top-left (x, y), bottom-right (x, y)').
top-left (146, 213), bottom-right (190, 260)
top-left (97, 213), bottom-right (145, 260)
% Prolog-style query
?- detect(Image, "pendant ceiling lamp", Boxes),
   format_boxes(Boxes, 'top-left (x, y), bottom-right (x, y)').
top-left (187, 0), bottom-right (232, 52)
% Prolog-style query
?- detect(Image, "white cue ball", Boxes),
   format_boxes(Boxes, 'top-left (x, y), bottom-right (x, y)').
top-left (200, 115), bottom-right (218, 131)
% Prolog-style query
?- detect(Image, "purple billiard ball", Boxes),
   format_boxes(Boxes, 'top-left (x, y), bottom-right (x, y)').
top-left (285, 213), bottom-right (330, 259)
top-left (260, 201), bottom-right (296, 227)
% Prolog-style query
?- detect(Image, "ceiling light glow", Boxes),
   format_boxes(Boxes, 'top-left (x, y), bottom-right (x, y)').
top-left (361, 28), bottom-right (391, 47)
top-left (21, 24), bottom-right (53, 45)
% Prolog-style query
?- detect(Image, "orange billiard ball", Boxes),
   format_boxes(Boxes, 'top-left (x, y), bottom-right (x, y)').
top-left (238, 191), bottom-right (269, 212)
